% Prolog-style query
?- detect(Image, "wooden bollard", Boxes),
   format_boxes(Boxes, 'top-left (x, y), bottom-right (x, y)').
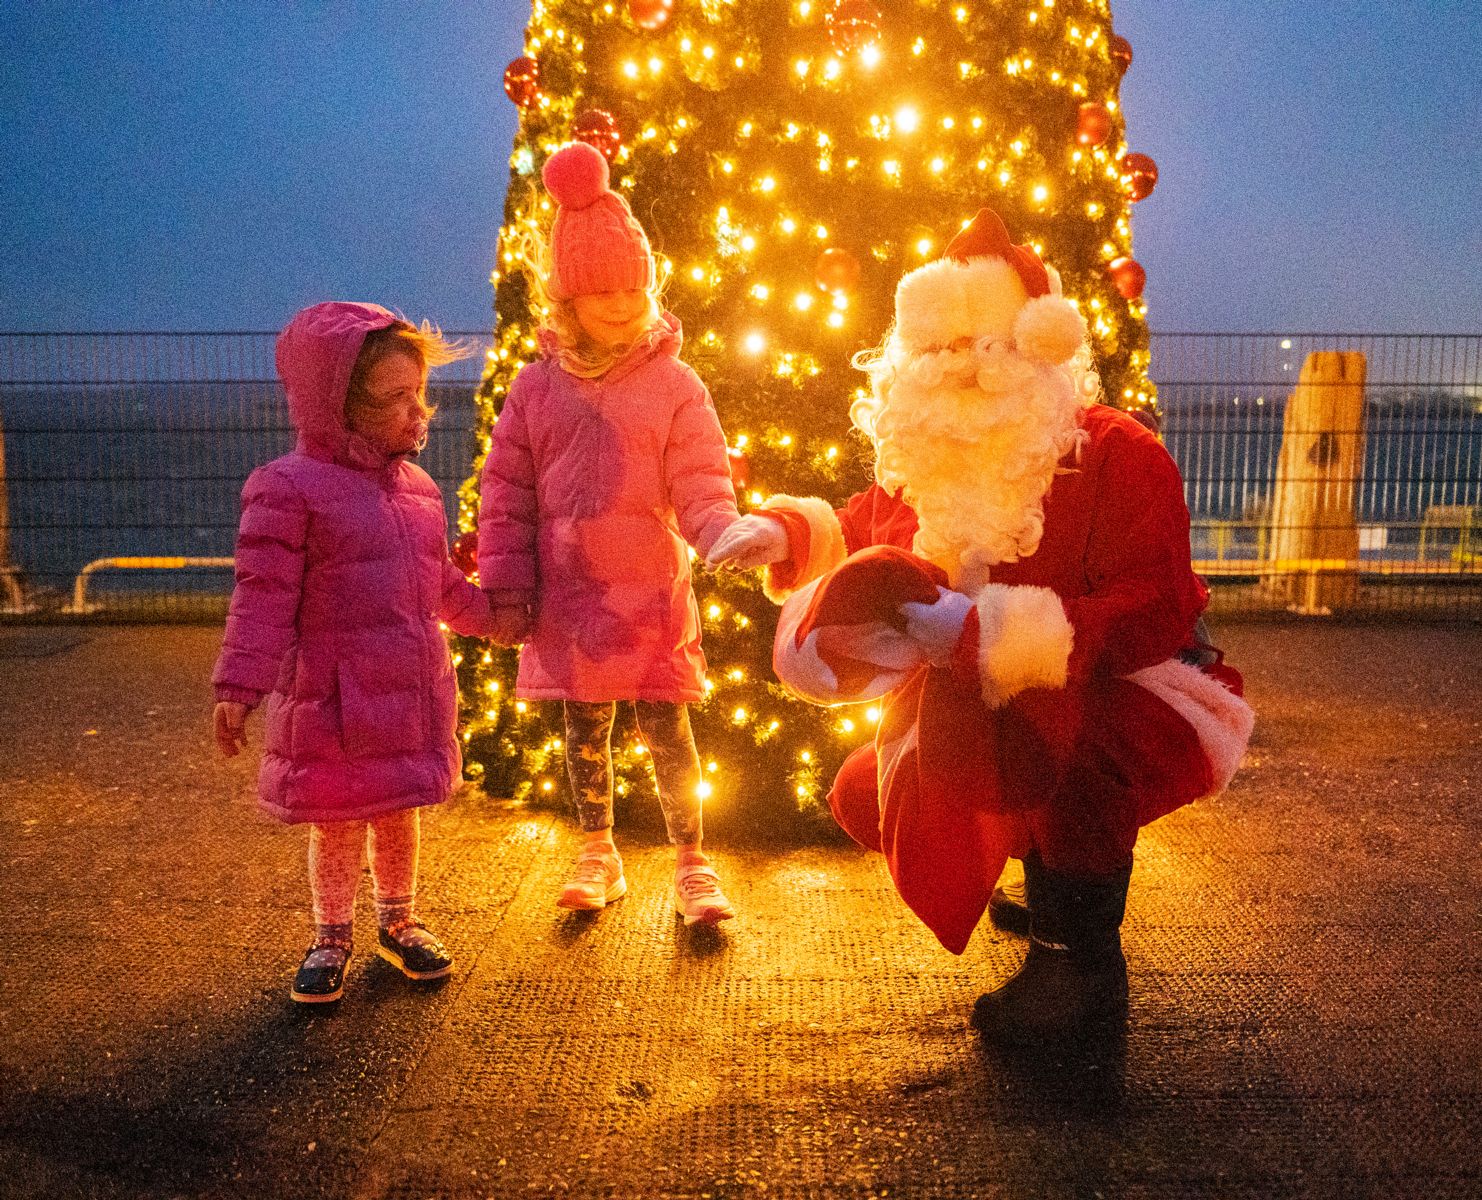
top-left (1264, 350), bottom-right (1367, 613)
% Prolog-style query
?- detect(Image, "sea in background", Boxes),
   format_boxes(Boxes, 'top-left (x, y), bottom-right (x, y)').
top-left (1, 377), bottom-right (1478, 605)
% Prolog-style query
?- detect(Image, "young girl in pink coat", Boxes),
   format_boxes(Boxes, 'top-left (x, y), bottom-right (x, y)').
top-left (212, 302), bottom-right (505, 1003)
top-left (479, 141), bottom-right (743, 926)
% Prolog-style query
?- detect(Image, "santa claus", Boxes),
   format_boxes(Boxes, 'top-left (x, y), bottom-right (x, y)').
top-left (708, 208), bottom-right (1254, 1044)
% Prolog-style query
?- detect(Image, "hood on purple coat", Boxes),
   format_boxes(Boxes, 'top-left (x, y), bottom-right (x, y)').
top-left (276, 301), bottom-right (403, 470)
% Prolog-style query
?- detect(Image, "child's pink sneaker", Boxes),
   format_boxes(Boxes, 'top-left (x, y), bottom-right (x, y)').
top-left (674, 861), bottom-right (735, 926)
top-left (558, 847), bottom-right (626, 910)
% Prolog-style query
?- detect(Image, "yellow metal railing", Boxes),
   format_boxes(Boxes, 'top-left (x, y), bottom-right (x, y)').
top-left (66, 556), bottom-right (235, 614)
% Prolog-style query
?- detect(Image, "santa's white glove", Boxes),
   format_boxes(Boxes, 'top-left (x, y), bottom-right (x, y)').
top-left (705, 514), bottom-right (790, 570)
top-left (899, 585), bottom-right (974, 666)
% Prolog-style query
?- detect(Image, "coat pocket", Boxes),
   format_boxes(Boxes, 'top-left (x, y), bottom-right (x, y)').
top-left (337, 662), bottom-right (423, 760)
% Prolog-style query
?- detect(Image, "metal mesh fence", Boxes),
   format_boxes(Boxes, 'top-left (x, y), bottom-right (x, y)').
top-left (1, 330), bottom-right (1478, 621)
top-left (1155, 333), bottom-right (1481, 619)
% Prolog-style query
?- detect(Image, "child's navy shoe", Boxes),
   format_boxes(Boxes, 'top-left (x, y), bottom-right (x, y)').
top-left (376, 920), bottom-right (454, 980)
top-left (291, 938), bottom-right (350, 1004)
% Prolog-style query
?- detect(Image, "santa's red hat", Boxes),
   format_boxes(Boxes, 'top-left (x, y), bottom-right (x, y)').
top-left (943, 208), bottom-right (1051, 298)
top-left (892, 205), bottom-right (1086, 365)
top-left (772, 545), bottom-right (944, 706)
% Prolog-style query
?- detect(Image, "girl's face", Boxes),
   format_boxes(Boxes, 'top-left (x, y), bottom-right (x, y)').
top-left (349, 351), bottom-right (432, 455)
top-left (571, 289), bottom-right (653, 349)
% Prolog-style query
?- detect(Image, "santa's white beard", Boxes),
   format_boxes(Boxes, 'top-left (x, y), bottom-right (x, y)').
top-left (851, 337), bottom-right (1095, 593)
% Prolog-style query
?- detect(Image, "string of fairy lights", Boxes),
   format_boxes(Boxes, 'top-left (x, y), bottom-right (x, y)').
top-left (455, 0), bottom-right (1159, 817)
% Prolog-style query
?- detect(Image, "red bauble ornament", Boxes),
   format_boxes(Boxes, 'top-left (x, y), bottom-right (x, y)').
top-left (1120, 152), bottom-right (1159, 201)
top-left (451, 530), bottom-right (479, 578)
top-left (572, 109), bottom-right (623, 161)
top-left (1108, 256), bottom-right (1146, 300)
top-left (727, 447), bottom-right (751, 490)
top-left (1076, 101), bottom-right (1113, 147)
top-left (1109, 34), bottom-right (1133, 75)
top-left (502, 56), bottom-right (541, 109)
top-left (814, 247), bottom-right (861, 292)
top-left (825, 0), bottom-right (882, 55)
top-left (627, 0), bottom-right (674, 30)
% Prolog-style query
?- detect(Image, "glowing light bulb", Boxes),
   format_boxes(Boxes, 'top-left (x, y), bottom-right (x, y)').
top-left (895, 105), bottom-right (920, 133)
top-left (743, 332), bottom-right (766, 354)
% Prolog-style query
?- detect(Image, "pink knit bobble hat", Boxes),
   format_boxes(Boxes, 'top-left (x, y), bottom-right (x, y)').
top-left (541, 141), bottom-right (656, 301)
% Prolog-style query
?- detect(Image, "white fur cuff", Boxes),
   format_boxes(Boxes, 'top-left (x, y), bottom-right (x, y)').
top-left (760, 495), bottom-right (847, 603)
top-left (975, 584), bottom-right (1073, 708)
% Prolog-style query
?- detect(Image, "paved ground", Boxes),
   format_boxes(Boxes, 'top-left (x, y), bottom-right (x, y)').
top-left (0, 622), bottom-right (1478, 1199)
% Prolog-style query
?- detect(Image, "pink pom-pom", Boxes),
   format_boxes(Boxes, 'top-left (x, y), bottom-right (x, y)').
top-left (542, 141), bottom-right (610, 209)
top-left (1014, 295), bottom-right (1086, 365)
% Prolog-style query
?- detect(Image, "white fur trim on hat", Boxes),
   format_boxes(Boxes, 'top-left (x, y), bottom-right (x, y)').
top-left (893, 257), bottom-right (1030, 352)
top-left (1013, 294), bottom-right (1087, 365)
top-left (759, 494), bottom-right (847, 604)
top-left (1127, 659), bottom-right (1255, 798)
top-left (975, 583), bottom-right (1073, 708)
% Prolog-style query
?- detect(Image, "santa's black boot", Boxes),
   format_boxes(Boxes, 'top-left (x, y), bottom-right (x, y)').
top-left (972, 857), bottom-right (1132, 1044)
top-left (987, 857), bottom-right (1030, 935)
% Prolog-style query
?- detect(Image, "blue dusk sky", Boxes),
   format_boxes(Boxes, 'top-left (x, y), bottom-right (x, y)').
top-left (2, 1), bottom-right (1478, 334)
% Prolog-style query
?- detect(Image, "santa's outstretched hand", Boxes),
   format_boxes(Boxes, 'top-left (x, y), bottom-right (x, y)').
top-left (706, 514), bottom-right (790, 570)
top-left (899, 585), bottom-right (974, 666)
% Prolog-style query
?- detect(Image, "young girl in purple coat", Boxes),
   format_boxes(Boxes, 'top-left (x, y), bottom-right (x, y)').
top-left (212, 302), bottom-right (507, 1003)
top-left (479, 141), bottom-right (744, 926)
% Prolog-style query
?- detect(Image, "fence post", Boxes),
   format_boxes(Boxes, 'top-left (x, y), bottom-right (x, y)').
top-left (1264, 350), bottom-right (1367, 614)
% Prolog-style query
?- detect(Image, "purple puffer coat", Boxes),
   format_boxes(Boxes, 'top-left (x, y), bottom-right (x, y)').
top-left (478, 313), bottom-right (739, 702)
top-left (212, 301), bottom-right (495, 825)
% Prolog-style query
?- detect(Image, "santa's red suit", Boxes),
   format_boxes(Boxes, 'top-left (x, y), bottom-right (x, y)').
top-left (759, 404), bottom-right (1253, 956)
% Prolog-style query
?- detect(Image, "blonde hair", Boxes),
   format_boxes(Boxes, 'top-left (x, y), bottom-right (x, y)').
top-left (505, 203), bottom-right (668, 379)
top-left (346, 320), bottom-right (471, 422)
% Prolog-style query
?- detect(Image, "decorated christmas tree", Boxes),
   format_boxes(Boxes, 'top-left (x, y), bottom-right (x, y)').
top-left (457, 0), bottom-right (1158, 823)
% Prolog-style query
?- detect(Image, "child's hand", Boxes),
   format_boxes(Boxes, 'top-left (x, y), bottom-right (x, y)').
top-left (213, 701), bottom-right (250, 757)
top-left (706, 515), bottom-right (790, 570)
top-left (490, 604), bottom-right (533, 646)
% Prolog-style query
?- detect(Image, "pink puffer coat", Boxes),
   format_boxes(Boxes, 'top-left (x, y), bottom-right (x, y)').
top-left (478, 314), bottom-right (739, 702)
top-left (212, 301), bottom-right (495, 824)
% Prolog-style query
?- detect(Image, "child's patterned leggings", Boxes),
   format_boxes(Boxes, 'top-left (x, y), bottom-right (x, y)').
top-left (308, 808), bottom-right (421, 933)
top-left (563, 700), bottom-right (703, 845)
